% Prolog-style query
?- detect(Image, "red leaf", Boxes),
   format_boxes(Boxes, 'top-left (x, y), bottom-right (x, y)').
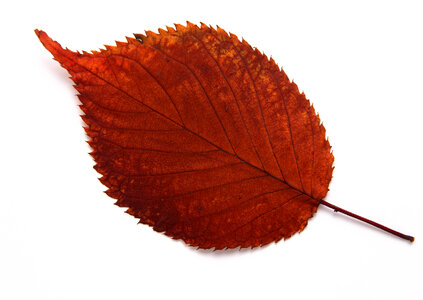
top-left (35, 23), bottom-right (335, 249)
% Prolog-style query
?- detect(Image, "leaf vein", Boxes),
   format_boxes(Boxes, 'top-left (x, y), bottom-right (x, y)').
top-left (110, 54), bottom-right (186, 126)
top-left (143, 42), bottom-right (237, 156)
top-left (267, 70), bottom-right (305, 191)
top-left (189, 32), bottom-right (266, 171)
top-left (227, 39), bottom-right (286, 182)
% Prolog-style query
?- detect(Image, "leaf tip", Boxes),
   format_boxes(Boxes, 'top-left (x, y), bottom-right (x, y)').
top-left (186, 21), bottom-right (197, 29)
top-left (229, 32), bottom-right (238, 40)
top-left (199, 22), bottom-right (208, 29)
top-left (158, 27), bottom-right (167, 35)
top-left (174, 23), bottom-right (186, 32)
top-left (125, 36), bottom-right (137, 44)
top-left (115, 40), bottom-right (127, 47)
top-left (166, 25), bottom-right (176, 33)
top-left (144, 30), bottom-right (159, 40)
top-left (34, 29), bottom-right (49, 45)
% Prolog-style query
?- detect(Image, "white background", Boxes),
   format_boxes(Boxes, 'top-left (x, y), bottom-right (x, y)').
top-left (1, 0), bottom-right (422, 299)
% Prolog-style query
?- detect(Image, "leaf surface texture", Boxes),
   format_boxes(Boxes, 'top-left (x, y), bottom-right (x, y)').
top-left (36, 23), bottom-right (334, 249)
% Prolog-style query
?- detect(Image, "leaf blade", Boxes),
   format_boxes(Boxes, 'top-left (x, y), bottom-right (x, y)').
top-left (36, 24), bottom-right (334, 249)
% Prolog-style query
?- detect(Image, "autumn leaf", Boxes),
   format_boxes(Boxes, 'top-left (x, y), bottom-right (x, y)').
top-left (35, 22), bottom-right (413, 249)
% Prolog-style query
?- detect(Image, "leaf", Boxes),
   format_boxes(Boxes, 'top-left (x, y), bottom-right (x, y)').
top-left (35, 22), bottom-right (334, 249)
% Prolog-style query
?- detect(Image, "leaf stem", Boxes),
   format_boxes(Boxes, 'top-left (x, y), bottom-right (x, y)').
top-left (320, 200), bottom-right (414, 242)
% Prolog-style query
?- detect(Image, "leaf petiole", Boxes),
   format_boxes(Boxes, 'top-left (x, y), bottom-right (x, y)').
top-left (320, 200), bottom-right (414, 242)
